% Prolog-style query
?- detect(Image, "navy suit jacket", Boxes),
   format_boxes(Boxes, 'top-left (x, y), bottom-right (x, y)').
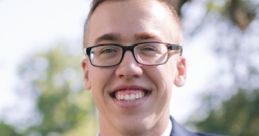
top-left (170, 117), bottom-right (219, 136)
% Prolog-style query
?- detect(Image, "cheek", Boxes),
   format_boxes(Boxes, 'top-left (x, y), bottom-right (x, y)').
top-left (146, 66), bottom-right (174, 110)
top-left (150, 66), bottom-right (177, 102)
top-left (89, 68), bottom-right (113, 92)
top-left (146, 65), bottom-right (176, 92)
top-left (166, 58), bottom-right (178, 82)
top-left (89, 69), bottom-right (114, 106)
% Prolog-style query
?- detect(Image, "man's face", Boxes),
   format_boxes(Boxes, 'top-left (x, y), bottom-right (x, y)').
top-left (82, 0), bottom-right (186, 134)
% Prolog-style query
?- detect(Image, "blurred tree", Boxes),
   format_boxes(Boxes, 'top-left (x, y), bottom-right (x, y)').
top-left (16, 44), bottom-right (97, 136)
top-left (0, 122), bottom-right (22, 136)
top-left (177, 0), bottom-right (259, 135)
top-left (168, 0), bottom-right (191, 16)
top-left (191, 89), bottom-right (259, 136)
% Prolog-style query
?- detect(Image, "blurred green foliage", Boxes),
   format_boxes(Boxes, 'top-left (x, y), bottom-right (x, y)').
top-left (191, 89), bottom-right (259, 136)
top-left (25, 46), bottom-right (97, 136)
top-left (174, 0), bottom-right (257, 29)
top-left (0, 122), bottom-right (22, 136)
top-left (0, 45), bottom-right (97, 136)
top-left (183, 0), bottom-right (259, 136)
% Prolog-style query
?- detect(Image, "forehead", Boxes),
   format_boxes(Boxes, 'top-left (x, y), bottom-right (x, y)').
top-left (85, 0), bottom-right (180, 45)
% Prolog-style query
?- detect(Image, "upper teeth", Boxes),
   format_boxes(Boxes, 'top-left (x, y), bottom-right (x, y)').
top-left (115, 91), bottom-right (144, 101)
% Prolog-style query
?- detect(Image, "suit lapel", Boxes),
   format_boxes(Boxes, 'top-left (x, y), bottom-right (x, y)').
top-left (170, 116), bottom-right (197, 136)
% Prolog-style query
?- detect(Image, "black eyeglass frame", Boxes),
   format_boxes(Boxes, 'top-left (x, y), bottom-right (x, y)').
top-left (84, 41), bottom-right (182, 68)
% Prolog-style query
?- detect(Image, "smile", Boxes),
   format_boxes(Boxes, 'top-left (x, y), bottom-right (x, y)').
top-left (110, 87), bottom-right (151, 102)
top-left (115, 90), bottom-right (144, 101)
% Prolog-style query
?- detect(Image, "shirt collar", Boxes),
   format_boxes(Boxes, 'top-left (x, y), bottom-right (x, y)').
top-left (161, 118), bottom-right (172, 136)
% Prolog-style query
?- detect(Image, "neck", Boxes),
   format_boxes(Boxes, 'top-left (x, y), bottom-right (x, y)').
top-left (98, 113), bottom-right (170, 136)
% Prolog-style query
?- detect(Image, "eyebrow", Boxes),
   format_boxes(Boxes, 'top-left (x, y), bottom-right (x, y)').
top-left (94, 32), bottom-right (161, 44)
top-left (94, 33), bottom-right (121, 44)
top-left (134, 32), bottom-right (161, 41)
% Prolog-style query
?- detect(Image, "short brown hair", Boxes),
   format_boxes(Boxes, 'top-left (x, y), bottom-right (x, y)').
top-left (83, 0), bottom-right (181, 46)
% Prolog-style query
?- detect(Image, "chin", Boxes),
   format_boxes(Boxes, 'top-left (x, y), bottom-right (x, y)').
top-left (114, 114), bottom-right (153, 133)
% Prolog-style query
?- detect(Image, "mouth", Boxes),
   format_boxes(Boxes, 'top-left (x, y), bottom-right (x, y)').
top-left (109, 87), bottom-right (152, 101)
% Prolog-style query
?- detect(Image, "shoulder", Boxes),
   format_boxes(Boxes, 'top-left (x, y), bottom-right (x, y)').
top-left (170, 117), bottom-right (222, 136)
top-left (195, 132), bottom-right (222, 136)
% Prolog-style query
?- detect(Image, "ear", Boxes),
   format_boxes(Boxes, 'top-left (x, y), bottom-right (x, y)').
top-left (174, 56), bottom-right (186, 87)
top-left (81, 58), bottom-right (92, 90)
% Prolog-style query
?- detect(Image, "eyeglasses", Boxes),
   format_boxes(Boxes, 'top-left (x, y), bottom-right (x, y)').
top-left (84, 41), bottom-right (182, 68)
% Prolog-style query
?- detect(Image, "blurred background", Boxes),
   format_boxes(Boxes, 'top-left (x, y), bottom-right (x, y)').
top-left (0, 0), bottom-right (258, 135)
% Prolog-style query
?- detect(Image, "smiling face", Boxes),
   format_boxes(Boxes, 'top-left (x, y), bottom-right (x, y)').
top-left (81, 0), bottom-right (186, 136)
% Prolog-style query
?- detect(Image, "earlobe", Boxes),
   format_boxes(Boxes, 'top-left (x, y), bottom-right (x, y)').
top-left (81, 58), bottom-right (92, 90)
top-left (174, 57), bottom-right (186, 87)
top-left (175, 76), bottom-right (185, 87)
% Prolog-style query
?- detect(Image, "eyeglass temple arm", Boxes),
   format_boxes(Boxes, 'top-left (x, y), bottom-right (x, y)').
top-left (168, 44), bottom-right (183, 56)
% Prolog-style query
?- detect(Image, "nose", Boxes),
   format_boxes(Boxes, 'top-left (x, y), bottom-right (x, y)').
top-left (115, 51), bottom-right (143, 79)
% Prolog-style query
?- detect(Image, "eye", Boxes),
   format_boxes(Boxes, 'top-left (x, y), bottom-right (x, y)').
top-left (93, 45), bottom-right (121, 58)
top-left (140, 44), bottom-right (158, 51)
top-left (137, 44), bottom-right (161, 55)
top-left (142, 47), bottom-right (157, 51)
top-left (100, 47), bottom-right (117, 54)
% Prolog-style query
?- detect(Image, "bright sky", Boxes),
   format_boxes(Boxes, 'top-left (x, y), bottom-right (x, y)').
top-left (0, 0), bottom-right (218, 124)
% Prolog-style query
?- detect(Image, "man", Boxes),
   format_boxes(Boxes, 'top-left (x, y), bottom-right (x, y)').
top-left (81, 0), bottom-right (218, 136)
